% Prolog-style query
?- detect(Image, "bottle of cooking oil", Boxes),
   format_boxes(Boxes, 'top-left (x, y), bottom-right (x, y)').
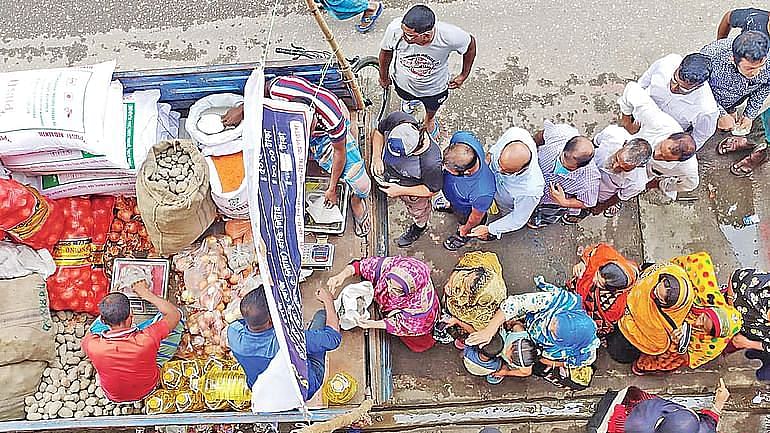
top-left (145, 389), bottom-right (177, 414)
top-left (199, 368), bottom-right (251, 402)
top-left (322, 371), bottom-right (358, 405)
top-left (174, 389), bottom-right (205, 412)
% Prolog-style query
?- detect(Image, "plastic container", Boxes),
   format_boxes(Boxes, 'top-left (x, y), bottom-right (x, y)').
top-left (200, 369), bottom-right (251, 402)
top-left (322, 372), bottom-right (358, 405)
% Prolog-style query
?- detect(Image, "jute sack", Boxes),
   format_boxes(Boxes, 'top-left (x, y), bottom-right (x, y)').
top-left (136, 140), bottom-right (216, 256)
top-left (0, 273), bottom-right (55, 366)
top-left (0, 360), bottom-right (46, 420)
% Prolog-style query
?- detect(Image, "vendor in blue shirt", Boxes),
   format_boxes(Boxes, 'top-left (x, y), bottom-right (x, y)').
top-left (440, 131), bottom-right (497, 251)
top-left (227, 285), bottom-right (341, 400)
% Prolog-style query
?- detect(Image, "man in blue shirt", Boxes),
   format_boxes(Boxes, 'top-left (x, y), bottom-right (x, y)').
top-left (227, 286), bottom-right (341, 401)
top-left (440, 131), bottom-right (496, 251)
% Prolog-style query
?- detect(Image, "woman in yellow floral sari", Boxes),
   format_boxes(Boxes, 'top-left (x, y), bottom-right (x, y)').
top-left (440, 252), bottom-right (508, 348)
top-left (633, 252), bottom-right (743, 375)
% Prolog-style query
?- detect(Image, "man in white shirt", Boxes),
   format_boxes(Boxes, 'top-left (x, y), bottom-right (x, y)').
top-left (638, 53), bottom-right (719, 151)
top-left (588, 125), bottom-right (652, 217)
top-left (468, 127), bottom-right (545, 239)
top-left (617, 82), bottom-right (698, 200)
top-left (378, 4), bottom-right (477, 131)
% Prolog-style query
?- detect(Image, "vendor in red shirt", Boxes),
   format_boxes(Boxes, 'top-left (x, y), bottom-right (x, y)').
top-left (81, 266), bottom-right (183, 402)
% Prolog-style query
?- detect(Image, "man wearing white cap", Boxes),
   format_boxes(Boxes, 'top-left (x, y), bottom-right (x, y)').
top-left (371, 111), bottom-right (443, 247)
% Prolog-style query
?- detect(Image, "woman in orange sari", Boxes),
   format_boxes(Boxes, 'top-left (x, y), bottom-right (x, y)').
top-left (567, 243), bottom-right (639, 338)
top-left (607, 260), bottom-right (694, 365)
top-left (632, 253), bottom-right (743, 375)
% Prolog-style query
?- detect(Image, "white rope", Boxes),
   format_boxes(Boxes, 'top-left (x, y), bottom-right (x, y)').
top-left (261, 0), bottom-right (282, 66)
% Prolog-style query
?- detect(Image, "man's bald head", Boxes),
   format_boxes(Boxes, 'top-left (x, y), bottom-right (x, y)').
top-left (443, 142), bottom-right (478, 174)
top-left (498, 141), bottom-right (532, 175)
top-left (562, 136), bottom-right (595, 170)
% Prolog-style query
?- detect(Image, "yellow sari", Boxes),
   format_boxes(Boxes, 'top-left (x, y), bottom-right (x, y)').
top-left (618, 262), bottom-right (694, 355)
top-left (671, 253), bottom-right (743, 368)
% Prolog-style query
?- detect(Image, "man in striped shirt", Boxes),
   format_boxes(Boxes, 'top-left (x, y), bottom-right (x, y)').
top-left (224, 75), bottom-right (372, 236)
top-left (527, 120), bottom-right (601, 229)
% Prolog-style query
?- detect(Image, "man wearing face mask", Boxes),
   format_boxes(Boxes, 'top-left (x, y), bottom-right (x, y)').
top-left (378, 4), bottom-right (477, 132)
top-left (617, 82), bottom-right (698, 201)
top-left (527, 120), bottom-right (600, 229)
top-left (440, 131), bottom-right (496, 251)
top-left (468, 127), bottom-right (544, 240)
top-left (638, 53), bottom-right (718, 151)
top-left (576, 125), bottom-right (652, 220)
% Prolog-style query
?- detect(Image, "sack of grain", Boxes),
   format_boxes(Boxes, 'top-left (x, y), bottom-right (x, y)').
top-left (205, 152), bottom-right (248, 219)
top-left (12, 171), bottom-right (136, 199)
top-left (0, 273), bottom-right (55, 366)
top-left (0, 361), bottom-right (47, 420)
top-left (186, 93), bottom-right (244, 156)
top-left (2, 85), bottom-right (164, 174)
top-left (0, 61), bottom-right (116, 156)
top-left (136, 140), bottom-right (216, 256)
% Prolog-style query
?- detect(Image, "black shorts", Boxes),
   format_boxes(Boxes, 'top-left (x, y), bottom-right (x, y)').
top-left (393, 84), bottom-right (449, 113)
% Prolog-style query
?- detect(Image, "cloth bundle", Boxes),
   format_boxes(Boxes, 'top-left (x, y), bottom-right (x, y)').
top-left (334, 281), bottom-right (374, 330)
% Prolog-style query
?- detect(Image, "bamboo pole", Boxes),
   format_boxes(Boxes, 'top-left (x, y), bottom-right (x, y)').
top-left (303, 0), bottom-right (366, 110)
top-left (292, 400), bottom-right (374, 433)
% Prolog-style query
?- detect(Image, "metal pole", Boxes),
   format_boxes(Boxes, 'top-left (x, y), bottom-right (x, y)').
top-left (303, 0), bottom-right (366, 110)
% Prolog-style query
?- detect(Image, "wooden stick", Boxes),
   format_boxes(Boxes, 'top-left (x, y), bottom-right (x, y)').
top-left (303, 0), bottom-right (366, 110)
top-left (292, 399), bottom-right (374, 433)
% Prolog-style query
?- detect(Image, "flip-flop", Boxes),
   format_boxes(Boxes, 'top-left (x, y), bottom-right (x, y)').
top-left (603, 203), bottom-right (622, 218)
top-left (561, 214), bottom-right (583, 225)
top-left (443, 233), bottom-right (469, 251)
top-left (353, 202), bottom-right (371, 238)
top-left (717, 136), bottom-right (753, 155)
top-left (355, 2), bottom-right (383, 33)
top-left (730, 149), bottom-right (769, 177)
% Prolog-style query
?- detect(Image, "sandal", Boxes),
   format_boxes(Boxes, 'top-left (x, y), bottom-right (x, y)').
top-left (717, 136), bottom-right (754, 155)
top-left (443, 233), bottom-right (469, 251)
top-left (353, 202), bottom-right (371, 237)
top-left (355, 2), bottom-right (383, 33)
top-left (730, 149), bottom-right (769, 177)
top-left (603, 203), bottom-right (622, 218)
top-left (561, 214), bottom-right (584, 225)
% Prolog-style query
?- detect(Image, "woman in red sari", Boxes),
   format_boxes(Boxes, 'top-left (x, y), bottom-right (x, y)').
top-left (567, 243), bottom-right (639, 338)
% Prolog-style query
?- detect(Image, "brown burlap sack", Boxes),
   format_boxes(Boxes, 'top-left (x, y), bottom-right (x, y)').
top-left (136, 140), bottom-right (217, 256)
top-left (0, 274), bottom-right (55, 366)
top-left (0, 360), bottom-right (46, 420)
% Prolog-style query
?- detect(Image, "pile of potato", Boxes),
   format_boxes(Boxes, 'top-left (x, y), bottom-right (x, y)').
top-left (23, 312), bottom-right (143, 420)
top-left (146, 145), bottom-right (195, 194)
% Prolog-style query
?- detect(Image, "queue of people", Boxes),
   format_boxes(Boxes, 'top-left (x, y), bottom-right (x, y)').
top-left (78, 6), bottom-right (770, 429)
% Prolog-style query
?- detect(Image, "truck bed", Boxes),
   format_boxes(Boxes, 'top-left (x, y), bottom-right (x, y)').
top-left (0, 59), bottom-right (386, 432)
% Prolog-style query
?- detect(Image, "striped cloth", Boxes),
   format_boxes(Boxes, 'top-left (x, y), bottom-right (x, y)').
top-left (268, 75), bottom-right (348, 142)
top-left (537, 120), bottom-right (601, 209)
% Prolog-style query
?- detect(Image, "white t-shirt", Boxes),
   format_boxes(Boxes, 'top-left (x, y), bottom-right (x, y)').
top-left (380, 18), bottom-right (472, 97)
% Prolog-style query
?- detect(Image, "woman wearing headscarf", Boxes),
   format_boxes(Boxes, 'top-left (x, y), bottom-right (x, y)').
top-left (632, 253), bottom-right (743, 375)
top-left (326, 256), bottom-right (440, 352)
top-left (467, 276), bottom-right (600, 389)
top-left (438, 252), bottom-right (508, 348)
top-left (586, 380), bottom-right (729, 433)
top-left (607, 260), bottom-right (695, 365)
top-left (567, 243), bottom-right (639, 338)
top-left (725, 268), bottom-right (770, 380)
